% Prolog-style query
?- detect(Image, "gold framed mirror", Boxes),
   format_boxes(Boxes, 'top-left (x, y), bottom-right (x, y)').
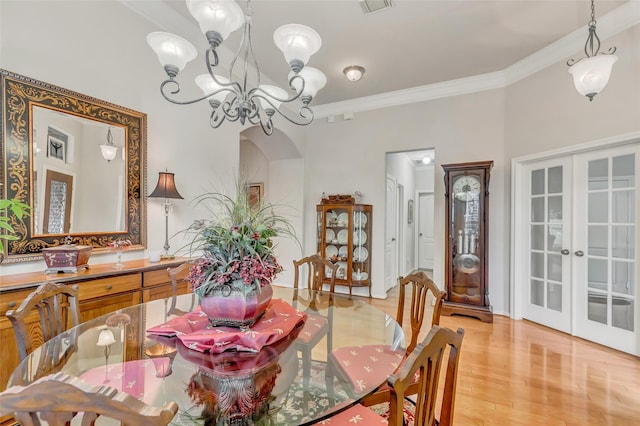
top-left (1, 69), bottom-right (147, 263)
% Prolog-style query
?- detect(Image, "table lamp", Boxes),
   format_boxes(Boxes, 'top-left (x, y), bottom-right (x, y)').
top-left (149, 170), bottom-right (183, 259)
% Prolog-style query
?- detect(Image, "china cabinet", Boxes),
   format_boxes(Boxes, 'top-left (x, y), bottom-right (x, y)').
top-left (316, 195), bottom-right (372, 297)
top-left (442, 161), bottom-right (493, 322)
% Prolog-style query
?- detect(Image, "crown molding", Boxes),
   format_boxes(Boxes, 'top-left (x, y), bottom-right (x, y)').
top-left (314, 1), bottom-right (640, 119)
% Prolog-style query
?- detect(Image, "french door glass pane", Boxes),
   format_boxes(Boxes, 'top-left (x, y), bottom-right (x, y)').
top-left (612, 298), bottom-right (634, 331)
top-left (588, 159), bottom-right (608, 190)
top-left (612, 154), bottom-right (635, 188)
top-left (548, 224), bottom-right (562, 252)
top-left (531, 198), bottom-right (544, 222)
top-left (588, 225), bottom-right (608, 256)
top-left (547, 253), bottom-right (562, 282)
top-left (548, 196), bottom-right (562, 220)
top-left (531, 279), bottom-right (544, 306)
top-left (588, 292), bottom-right (608, 324)
top-left (531, 225), bottom-right (544, 250)
top-left (531, 169), bottom-right (545, 195)
top-left (612, 261), bottom-right (634, 296)
top-left (531, 252), bottom-right (544, 279)
top-left (548, 283), bottom-right (562, 311)
top-left (588, 258), bottom-right (608, 291)
top-left (588, 192), bottom-right (608, 223)
top-left (613, 190), bottom-right (634, 223)
top-left (612, 225), bottom-right (634, 259)
top-left (548, 166), bottom-right (563, 194)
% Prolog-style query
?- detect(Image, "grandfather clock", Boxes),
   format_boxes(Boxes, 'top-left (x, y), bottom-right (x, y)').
top-left (442, 161), bottom-right (493, 323)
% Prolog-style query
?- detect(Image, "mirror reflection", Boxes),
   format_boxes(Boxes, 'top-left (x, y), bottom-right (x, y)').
top-left (1, 69), bottom-right (146, 263)
top-left (33, 106), bottom-right (127, 234)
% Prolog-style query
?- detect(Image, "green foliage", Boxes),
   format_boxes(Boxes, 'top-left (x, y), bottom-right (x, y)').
top-left (180, 180), bottom-right (298, 296)
top-left (0, 198), bottom-right (32, 254)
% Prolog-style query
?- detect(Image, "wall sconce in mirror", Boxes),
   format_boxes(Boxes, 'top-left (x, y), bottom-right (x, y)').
top-left (148, 171), bottom-right (183, 259)
top-left (100, 127), bottom-right (118, 162)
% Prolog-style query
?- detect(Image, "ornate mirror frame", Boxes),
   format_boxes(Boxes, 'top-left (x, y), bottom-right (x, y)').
top-left (1, 69), bottom-right (147, 263)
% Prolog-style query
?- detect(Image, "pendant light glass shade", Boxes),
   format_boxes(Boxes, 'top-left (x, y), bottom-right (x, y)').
top-left (195, 73), bottom-right (231, 103)
top-left (569, 54), bottom-right (618, 100)
top-left (146, 32), bottom-right (197, 71)
top-left (258, 85), bottom-right (289, 111)
top-left (100, 144), bottom-right (118, 162)
top-left (186, 0), bottom-right (244, 40)
top-left (274, 24), bottom-right (322, 66)
top-left (289, 67), bottom-right (327, 99)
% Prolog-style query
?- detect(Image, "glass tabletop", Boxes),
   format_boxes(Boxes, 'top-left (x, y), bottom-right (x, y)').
top-left (9, 286), bottom-right (406, 425)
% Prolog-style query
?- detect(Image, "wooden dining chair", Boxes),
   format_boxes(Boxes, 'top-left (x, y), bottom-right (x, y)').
top-left (292, 254), bottom-right (338, 411)
top-left (326, 271), bottom-right (446, 406)
top-left (6, 281), bottom-right (82, 361)
top-left (324, 326), bottom-right (465, 426)
top-left (0, 372), bottom-right (179, 426)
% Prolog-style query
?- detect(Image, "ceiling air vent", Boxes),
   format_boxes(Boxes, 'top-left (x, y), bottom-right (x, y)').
top-left (360, 0), bottom-right (393, 14)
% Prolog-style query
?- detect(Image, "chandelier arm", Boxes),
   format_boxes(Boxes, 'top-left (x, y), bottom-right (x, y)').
top-left (288, 74), bottom-right (306, 102)
top-left (221, 98), bottom-right (242, 123)
top-left (266, 103), bottom-right (314, 127)
top-left (585, 24), bottom-right (600, 57)
top-left (206, 48), bottom-right (243, 94)
top-left (160, 79), bottom-right (234, 105)
top-left (209, 108), bottom-right (226, 129)
top-left (249, 87), bottom-right (303, 105)
top-left (259, 119), bottom-right (274, 136)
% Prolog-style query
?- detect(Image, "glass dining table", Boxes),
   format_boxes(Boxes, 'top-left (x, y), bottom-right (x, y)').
top-left (8, 286), bottom-right (406, 425)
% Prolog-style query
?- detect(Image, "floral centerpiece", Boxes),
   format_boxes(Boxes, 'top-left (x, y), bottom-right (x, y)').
top-left (182, 181), bottom-right (297, 329)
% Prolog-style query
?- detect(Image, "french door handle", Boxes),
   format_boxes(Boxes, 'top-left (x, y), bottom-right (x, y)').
top-left (574, 250), bottom-right (584, 257)
top-left (561, 249), bottom-right (570, 255)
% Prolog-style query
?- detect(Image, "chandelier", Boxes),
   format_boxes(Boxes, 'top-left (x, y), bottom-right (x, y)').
top-left (567, 0), bottom-right (618, 101)
top-left (147, 0), bottom-right (326, 135)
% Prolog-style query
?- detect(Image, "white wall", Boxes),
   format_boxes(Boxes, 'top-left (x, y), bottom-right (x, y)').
top-left (304, 90), bottom-right (507, 305)
top-left (2, 1), bottom-right (638, 320)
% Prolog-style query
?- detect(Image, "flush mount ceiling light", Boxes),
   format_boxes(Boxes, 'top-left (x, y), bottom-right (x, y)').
top-left (147, 0), bottom-right (326, 135)
top-left (343, 66), bottom-right (366, 82)
top-left (421, 155), bottom-right (432, 165)
top-left (567, 0), bottom-right (618, 101)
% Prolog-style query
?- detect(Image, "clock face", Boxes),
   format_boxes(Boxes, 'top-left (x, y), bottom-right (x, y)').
top-left (452, 175), bottom-right (481, 201)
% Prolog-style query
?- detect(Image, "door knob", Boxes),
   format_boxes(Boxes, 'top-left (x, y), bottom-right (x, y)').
top-left (391, 238), bottom-right (396, 242)
top-left (419, 233), bottom-right (423, 237)
top-left (574, 250), bottom-right (584, 257)
top-left (561, 249), bottom-right (570, 255)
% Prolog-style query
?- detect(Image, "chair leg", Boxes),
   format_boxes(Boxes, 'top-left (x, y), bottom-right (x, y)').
top-left (301, 348), bottom-right (312, 414)
top-left (325, 359), bottom-right (336, 406)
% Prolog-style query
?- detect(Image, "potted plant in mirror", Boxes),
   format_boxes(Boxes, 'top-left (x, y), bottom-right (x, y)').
top-left (0, 198), bottom-right (31, 263)
top-left (183, 181), bottom-right (297, 330)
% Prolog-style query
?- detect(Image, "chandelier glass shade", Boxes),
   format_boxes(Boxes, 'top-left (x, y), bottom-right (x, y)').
top-left (567, 0), bottom-right (617, 101)
top-left (147, 0), bottom-right (326, 135)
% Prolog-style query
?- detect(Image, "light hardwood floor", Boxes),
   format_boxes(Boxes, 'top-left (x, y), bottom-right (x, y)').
top-left (359, 286), bottom-right (640, 426)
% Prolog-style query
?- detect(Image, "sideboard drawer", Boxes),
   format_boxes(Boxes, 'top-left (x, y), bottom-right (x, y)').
top-left (143, 268), bottom-right (171, 287)
top-left (78, 274), bottom-right (142, 301)
top-left (0, 288), bottom-right (36, 317)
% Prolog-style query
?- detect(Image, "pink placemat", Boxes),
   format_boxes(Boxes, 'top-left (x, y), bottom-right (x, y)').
top-left (146, 298), bottom-right (307, 353)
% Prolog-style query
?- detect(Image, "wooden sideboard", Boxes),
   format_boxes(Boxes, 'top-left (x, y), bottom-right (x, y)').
top-left (0, 258), bottom-right (191, 425)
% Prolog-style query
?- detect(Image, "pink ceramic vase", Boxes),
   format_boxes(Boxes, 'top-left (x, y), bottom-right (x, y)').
top-left (199, 282), bottom-right (273, 330)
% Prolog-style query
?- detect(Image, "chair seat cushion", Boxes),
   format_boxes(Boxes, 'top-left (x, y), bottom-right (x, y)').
top-left (316, 403), bottom-right (385, 425)
top-left (329, 344), bottom-right (404, 393)
top-left (297, 313), bottom-right (328, 344)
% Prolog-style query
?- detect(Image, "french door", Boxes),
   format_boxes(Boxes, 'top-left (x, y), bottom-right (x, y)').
top-left (517, 142), bottom-right (639, 355)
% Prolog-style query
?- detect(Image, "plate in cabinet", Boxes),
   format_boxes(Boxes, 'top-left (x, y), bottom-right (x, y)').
top-left (353, 230), bottom-right (367, 245)
top-left (353, 247), bottom-right (368, 262)
top-left (326, 245), bottom-right (338, 258)
top-left (337, 229), bottom-right (348, 244)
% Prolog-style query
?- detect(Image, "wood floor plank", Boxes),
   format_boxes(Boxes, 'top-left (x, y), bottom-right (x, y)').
top-left (355, 286), bottom-right (640, 425)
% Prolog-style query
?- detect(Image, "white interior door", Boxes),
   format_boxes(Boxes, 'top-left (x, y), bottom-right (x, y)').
top-left (516, 141), bottom-right (639, 355)
top-left (418, 193), bottom-right (434, 270)
top-left (521, 157), bottom-right (573, 333)
top-left (573, 145), bottom-right (638, 354)
top-left (385, 175), bottom-right (398, 291)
